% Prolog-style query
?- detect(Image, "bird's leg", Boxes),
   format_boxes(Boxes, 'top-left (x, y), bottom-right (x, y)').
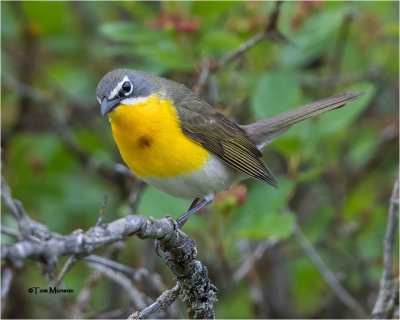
top-left (175, 198), bottom-right (200, 228)
top-left (154, 198), bottom-right (202, 257)
top-left (154, 239), bottom-right (163, 258)
top-left (176, 193), bottom-right (215, 229)
top-left (187, 198), bottom-right (201, 211)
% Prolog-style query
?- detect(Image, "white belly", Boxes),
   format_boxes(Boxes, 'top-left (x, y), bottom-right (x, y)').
top-left (142, 155), bottom-right (240, 199)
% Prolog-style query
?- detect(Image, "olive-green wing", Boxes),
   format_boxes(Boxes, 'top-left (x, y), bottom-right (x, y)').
top-left (176, 98), bottom-right (278, 187)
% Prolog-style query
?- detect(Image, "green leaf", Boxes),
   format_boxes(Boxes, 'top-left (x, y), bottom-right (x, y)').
top-left (251, 70), bottom-right (300, 119)
top-left (74, 128), bottom-right (114, 164)
top-left (192, 1), bottom-right (238, 16)
top-left (215, 281), bottom-right (254, 318)
top-left (41, 35), bottom-right (81, 53)
top-left (316, 83), bottom-right (376, 136)
top-left (100, 22), bottom-right (162, 44)
top-left (138, 187), bottom-right (188, 219)
top-left (301, 206), bottom-right (334, 243)
top-left (268, 136), bottom-right (302, 157)
top-left (5, 132), bottom-right (113, 233)
top-left (357, 205), bottom-right (386, 260)
top-left (234, 176), bottom-right (294, 240)
top-left (151, 42), bottom-right (193, 70)
top-left (100, 22), bottom-right (194, 71)
top-left (8, 133), bottom-right (77, 180)
top-left (237, 212), bottom-right (295, 239)
top-left (237, 177), bottom-right (292, 222)
top-left (345, 128), bottom-right (379, 167)
top-left (22, 1), bottom-right (70, 35)
top-left (1, 3), bottom-right (17, 40)
top-left (46, 61), bottom-right (95, 99)
top-left (280, 6), bottom-right (347, 67)
top-left (39, 174), bottom-right (112, 232)
top-left (289, 257), bottom-right (326, 315)
top-left (201, 30), bottom-right (242, 54)
top-left (296, 166), bottom-right (325, 183)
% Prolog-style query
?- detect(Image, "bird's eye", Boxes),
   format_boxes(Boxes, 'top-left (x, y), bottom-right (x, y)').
top-left (121, 81), bottom-right (132, 94)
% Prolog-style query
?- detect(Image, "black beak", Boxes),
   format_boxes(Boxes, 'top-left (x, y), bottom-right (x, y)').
top-left (101, 97), bottom-right (121, 116)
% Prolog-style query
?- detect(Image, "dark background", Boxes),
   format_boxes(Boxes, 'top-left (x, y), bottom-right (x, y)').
top-left (1, 1), bottom-right (399, 318)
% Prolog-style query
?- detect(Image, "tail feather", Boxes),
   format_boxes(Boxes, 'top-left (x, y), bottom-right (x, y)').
top-left (240, 92), bottom-right (364, 149)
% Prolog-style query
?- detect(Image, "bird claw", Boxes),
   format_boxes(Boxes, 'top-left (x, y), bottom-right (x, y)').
top-left (176, 234), bottom-right (189, 250)
top-left (154, 239), bottom-right (165, 258)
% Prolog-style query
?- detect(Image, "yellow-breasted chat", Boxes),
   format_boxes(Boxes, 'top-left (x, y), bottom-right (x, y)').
top-left (96, 69), bottom-right (363, 227)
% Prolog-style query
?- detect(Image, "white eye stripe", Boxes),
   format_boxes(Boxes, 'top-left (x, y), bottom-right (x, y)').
top-left (108, 76), bottom-right (131, 100)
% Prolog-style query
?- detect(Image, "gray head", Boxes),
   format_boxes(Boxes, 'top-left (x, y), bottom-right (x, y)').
top-left (96, 69), bottom-right (152, 115)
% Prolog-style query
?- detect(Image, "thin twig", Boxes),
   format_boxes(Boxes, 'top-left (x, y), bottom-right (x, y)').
top-left (293, 222), bottom-right (368, 318)
top-left (1, 225), bottom-right (20, 240)
top-left (1, 267), bottom-right (14, 315)
top-left (371, 175), bottom-right (399, 319)
top-left (70, 269), bottom-right (103, 318)
top-left (265, 1), bottom-right (293, 45)
top-left (92, 306), bottom-right (133, 319)
top-left (195, 1), bottom-right (290, 91)
top-left (128, 180), bottom-right (147, 215)
top-left (1, 177), bottom-right (217, 319)
top-left (113, 163), bottom-right (136, 177)
top-left (382, 176), bottom-right (399, 281)
top-left (233, 239), bottom-right (279, 283)
top-left (86, 261), bottom-right (150, 310)
top-left (247, 270), bottom-right (269, 318)
top-left (96, 194), bottom-right (108, 226)
top-left (235, 241), bottom-right (270, 317)
top-left (84, 255), bottom-right (165, 296)
top-left (2, 176), bottom-right (54, 242)
top-left (53, 192), bottom-right (109, 286)
top-left (1, 177), bottom-right (27, 222)
top-left (219, 1), bottom-right (288, 69)
top-left (193, 58), bottom-right (211, 92)
top-left (128, 283), bottom-right (181, 319)
top-left (218, 32), bottom-right (267, 70)
top-left (53, 255), bottom-right (78, 287)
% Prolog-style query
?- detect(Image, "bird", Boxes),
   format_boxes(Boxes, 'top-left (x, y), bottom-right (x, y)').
top-left (96, 69), bottom-right (363, 227)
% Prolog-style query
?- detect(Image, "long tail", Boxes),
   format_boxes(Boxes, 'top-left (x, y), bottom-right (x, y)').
top-left (240, 92), bottom-right (364, 149)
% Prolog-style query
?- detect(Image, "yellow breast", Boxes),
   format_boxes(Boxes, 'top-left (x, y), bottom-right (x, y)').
top-left (109, 94), bottom-right (210, 178)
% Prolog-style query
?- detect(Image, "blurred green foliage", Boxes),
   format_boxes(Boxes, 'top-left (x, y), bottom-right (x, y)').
top-left (1, 1), bottom-right (398, 319)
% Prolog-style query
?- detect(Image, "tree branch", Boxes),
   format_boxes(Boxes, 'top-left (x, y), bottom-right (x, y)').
top-left (293, 222), bottom-right (368, 318)
top-left (194, 0), bottom-right (291, 91)
top-left (1, 267), bottom-right (14, 315)
top-left (53, 255), bottom-right (78, 287)
top-left (371, 175), bottom-right (399, 319)
top-left (86, 260), bottom-right (150, 311)
top-left (218, 1), bottom-right (289, 70)
top-left (1, 177), bottom-right (217, 319)
top-left (129, 283), bottom-right (181, 319)
top-left (233, 239), bottom-right (279, 283)
top-left (70, 269), bottom-right (103, 318)
top-left (217, 32), bottom-right (267, 71)
top-left (84, 254), bottom-right (165, 296)
top-left (1, 176), bottom-right (56, 245)
top-left (1, 225), bottom-right (20, 240)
